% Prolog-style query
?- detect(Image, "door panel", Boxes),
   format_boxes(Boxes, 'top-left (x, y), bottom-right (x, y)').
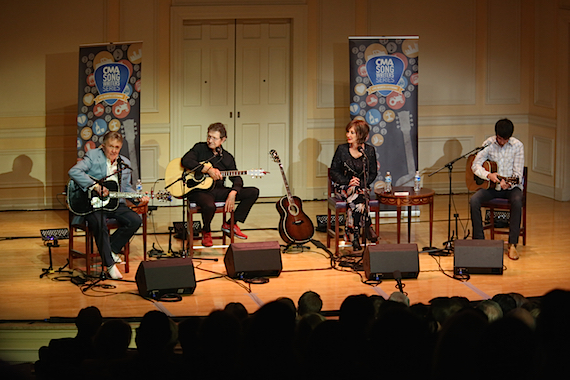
top-left (180, 19), bottom-right (290, 197)
top-left (182, 21), bottom-right (235, 149)
top-left (235, 20), bottom-right (290, 196)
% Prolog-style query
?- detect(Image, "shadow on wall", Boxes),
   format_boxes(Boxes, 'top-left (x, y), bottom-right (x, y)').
top-left (0, 155), bottom-right (45, 210)
top-left (288, 138), bottom-right (329, 200)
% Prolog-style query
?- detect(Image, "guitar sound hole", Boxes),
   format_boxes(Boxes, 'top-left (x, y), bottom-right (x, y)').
top-left (288, 204), bottom-right (299, 216)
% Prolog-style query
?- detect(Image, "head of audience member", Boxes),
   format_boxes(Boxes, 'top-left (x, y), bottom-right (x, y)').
top-left (492, 293), bottom-right (517, 316)
top-left (224, 302), bottom-right (249, 322)
top-left (94, 319), bottom-right (132, 359)
top-left (388, 291), bottom-right (410, 306)
top-left (75, 306), bottom-right (103, 339)
top-left (276, 297), bottom-right (297, 317)
top-left (432, 307), bottom-right (489, 379)
top-left (508, 292), bottom-right (530, 308)
top-left (477, 314), bottom-right (536, 379)
top-left (368, 306), bottom-right (430, 378)
top-left (508, 307), bottom-right (536, 331)
top-left (339, 294), bottom-right (375, 339)
top-left (477, 299), bottom-right (503, 323)
top-left (135, 311), bottom-right (178, 358)
top-left (429, 297), bottom-right (466, 329)
top-left (298, 291), bottom-right (323, 317)
top-left (177, 317), bottom-right (201, 360)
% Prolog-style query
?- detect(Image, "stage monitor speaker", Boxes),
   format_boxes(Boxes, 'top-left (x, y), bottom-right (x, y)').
top-left (454, 239), bottom-right (503, 275)
top-left (135, 258), bottom-right (196, 298)
top-left (363, 243), bottom-right (419, 280)
top-left (224, 241), bottom-right (282, 279)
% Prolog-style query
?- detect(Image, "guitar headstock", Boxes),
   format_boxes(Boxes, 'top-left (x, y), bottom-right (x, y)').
top-left (247, 169), bottom-right (269, 178)
top-left (269, 149), bottom-right (280, 163)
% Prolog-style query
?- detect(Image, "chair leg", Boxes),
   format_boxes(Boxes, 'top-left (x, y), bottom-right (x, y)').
top-left (326, 208), bottom-right (332, 248)
top-left (123, 242), bottom-right (129, 273)
top-left (334, 211), bottom-right (341, 256)
top-left (489, 208), bottom-right (495, 240)
top-left (188, 211), bottom-right (194, 258)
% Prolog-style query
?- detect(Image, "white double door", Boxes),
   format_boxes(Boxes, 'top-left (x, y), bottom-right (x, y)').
top-left (180, 19), bottom-right (291, 197)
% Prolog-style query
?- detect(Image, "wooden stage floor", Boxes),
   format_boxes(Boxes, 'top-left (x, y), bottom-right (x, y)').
top-left (1, 193), bottom-right (570, 321)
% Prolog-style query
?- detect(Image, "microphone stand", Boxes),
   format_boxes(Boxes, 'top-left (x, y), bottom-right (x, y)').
top-left (428, 145), bottom-right (486, 256)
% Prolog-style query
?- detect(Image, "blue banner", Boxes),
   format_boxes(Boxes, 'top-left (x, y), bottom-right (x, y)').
top-left (76, 42), bottom-right (142, 181)
top-left (349, 37), bottom-right (419, 192)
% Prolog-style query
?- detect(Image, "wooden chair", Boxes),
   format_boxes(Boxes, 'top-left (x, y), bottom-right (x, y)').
top-left (186, 199), bottom-right (235, 257)
top-left (482, 166), bottom-right (527, 245)
top-left (326, 168), bottom-right (380, 256)
top-left (68, 204), bottom-right (148, 275)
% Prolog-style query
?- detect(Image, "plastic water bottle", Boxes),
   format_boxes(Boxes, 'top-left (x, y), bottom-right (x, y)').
top-left (385, 172), bottom-right (392, 193)
top-left (414, 171), bottom-right (421, 192)
top-left (136, 179), bottom-right (143, 194)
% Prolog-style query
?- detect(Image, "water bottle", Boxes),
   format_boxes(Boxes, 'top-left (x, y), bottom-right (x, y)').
top-left (136, 179), bottom-right (143, 194)
top-left (414, 171), bottom-right (421, 192)
top-left (385, 172), bottom-right (392, 193)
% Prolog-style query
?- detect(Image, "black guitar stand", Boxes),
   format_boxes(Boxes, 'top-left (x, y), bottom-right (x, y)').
top-left (40, 240), bottom-right (72, 278)
top-left (428, 145), bottom-right (486, 256)
top-left (280, 242), bottom-right (311, 253)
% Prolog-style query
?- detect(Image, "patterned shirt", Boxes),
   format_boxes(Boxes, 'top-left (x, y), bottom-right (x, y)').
top-left (471, 136), bottom-right (524, 191)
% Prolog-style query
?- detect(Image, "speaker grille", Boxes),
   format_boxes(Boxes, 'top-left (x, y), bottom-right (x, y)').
top-left (135, 258), bottom-right (196, 298)
top-left (454, 239), bottom-right (503, 275)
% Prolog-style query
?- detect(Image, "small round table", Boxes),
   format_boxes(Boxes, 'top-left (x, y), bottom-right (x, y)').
top-left (375, 186), bottom-right (435, 246)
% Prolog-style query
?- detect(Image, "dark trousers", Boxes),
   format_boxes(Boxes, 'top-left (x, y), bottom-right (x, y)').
top-left (470, 187), bottom-right (522, 245)
top-left (186, 187), bottom-right (259, 232)
top-left (85, 203), bottom-right (142, 267)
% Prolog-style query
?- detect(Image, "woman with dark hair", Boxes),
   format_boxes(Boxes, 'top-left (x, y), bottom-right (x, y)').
top-left (330, 119), bottom-right (378, 251)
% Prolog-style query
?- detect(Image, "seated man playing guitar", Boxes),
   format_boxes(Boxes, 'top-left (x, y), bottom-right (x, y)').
top-left (470, 118), bottom-right (524, 260)
top-left (68, 131), bottom-right (149, 279)
top-left (181, 123), bottom-right (259, 247)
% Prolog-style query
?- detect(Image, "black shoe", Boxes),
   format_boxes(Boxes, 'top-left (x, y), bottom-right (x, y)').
top-left (352, 239), bottom-right (362, 251)
top-left (366, 226), bottom-right (378, 243)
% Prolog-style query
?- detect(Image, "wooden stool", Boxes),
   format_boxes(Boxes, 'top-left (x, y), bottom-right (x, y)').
top-left (186, 199), bottom-right (235, 257)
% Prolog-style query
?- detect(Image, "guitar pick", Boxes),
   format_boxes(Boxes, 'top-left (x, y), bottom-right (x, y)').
top-left (365, 55), bottom-right (405, 97)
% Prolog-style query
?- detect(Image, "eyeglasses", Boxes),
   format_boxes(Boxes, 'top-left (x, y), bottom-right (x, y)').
top-left (207, 135), bottom-right (221, 141)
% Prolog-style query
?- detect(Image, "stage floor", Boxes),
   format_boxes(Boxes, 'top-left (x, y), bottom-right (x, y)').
top-left (1, 193), bottom-right (570, 321)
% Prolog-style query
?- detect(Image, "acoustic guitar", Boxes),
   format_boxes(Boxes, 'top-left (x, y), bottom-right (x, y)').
top-left (465, 154), bottom-right (519, 192)
top-left (270, 150), bottom-right (314, 244)
top-left (164, 158), bottom-right (268, 198)
top-left (66, 180), bottom-right (170, 216)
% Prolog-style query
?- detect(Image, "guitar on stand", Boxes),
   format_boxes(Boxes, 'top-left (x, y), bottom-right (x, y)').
top-left (269, 150), bottom-right (315, 251)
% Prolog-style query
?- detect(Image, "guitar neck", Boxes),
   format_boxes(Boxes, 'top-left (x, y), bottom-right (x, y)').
top-left (220, 170), bottom-right (249, 177)
top-left (277, 163), bottom-right (294, 203)
top-left (107, 192), bottom-right (141, 199)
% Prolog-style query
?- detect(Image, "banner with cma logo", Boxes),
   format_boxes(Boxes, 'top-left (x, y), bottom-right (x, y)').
top-left (76, 42), bottom-right (143, 181)
top-left (349, 37), bottom-right (419, 195)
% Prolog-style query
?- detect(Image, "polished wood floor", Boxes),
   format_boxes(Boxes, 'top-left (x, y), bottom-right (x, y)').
top-left (1, 193), bottom-right (570, 321)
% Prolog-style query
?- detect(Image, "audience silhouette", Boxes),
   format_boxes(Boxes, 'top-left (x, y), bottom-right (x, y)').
top-left (27, 289), bottom-right (570, 379)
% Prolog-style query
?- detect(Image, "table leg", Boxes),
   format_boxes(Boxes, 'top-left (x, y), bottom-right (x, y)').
top-left (429, 199), bottom-right (434, 247)
top-left (407, 206), bottom-right (411, 243)
top-left (396, 206), bottom-right (401, 244)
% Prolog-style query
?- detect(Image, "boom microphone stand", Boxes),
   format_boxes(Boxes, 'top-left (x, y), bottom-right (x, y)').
top-left (428, 145), bottom-right (486, 255)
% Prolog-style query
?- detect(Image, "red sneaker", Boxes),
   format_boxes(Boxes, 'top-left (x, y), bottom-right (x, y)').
top-left (202, 232), bottom-right (213, 247)
top-left (221, 223), bottom-right (248, 239)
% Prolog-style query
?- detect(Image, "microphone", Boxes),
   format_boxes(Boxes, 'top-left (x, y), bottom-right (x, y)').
top-left (358, 146), bottom-right (365, 153)
top-left (117, 156), bottom-right (133, 171)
